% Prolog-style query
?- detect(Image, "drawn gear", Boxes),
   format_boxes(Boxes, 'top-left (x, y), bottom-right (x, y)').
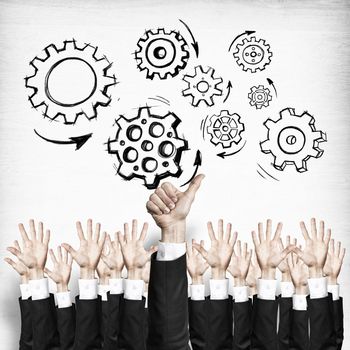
top-left (183, 66), bottom-right (223, 107)
top-left (134, 28), bottom-right (189, 79)
top-left (25, 39), bottom-right (116, 124)
top-left (260, 108), bottom-right (327, 172)
top-left (207, 110), bottom-right (245, 148)
top-left (248, 85), bottom-right (272, 109)
top-left (233, 36), bottom-right (272, 73)
top-left (107, 107), bottom-right (188, 189)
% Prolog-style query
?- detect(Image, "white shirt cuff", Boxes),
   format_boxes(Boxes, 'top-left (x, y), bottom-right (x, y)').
top-left (257, 279), bottom-right (277, 300)
top-left (293, 294), bottom-right (308, 311)
top-left (307, 277), bottom-right (328, 299)
top-left (156, 242), bottom-right (186, 261)
top-left (124, 279), bottom-right (144, 300)
top-left (79, 279), bottom-right (98, 300)
top-left (98, 284), bottom-right (110, 301)
top-left (190, 284), bottom-right (205, 301)
top-left (210, 279), bottom-right (229, 300)
top-left (144, 291), bottom-right (148, 308)
top-left (233, 286), bottom-right (249, 303)
top-left (29, 278), bottom-right (50, 300)
top-left (328, 284), bottom-right (340, 301)
top-left (20, 284), bottom-right (31, 300)
top-left (280, 281), bottom-right (295, 298)
top-left (56, 291), bottom-right (72, 308)
top-left (109, 278), bottom-right (124, 295)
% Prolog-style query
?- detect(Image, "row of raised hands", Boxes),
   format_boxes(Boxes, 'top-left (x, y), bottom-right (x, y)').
top-left (4, 173), bottom-right (346, 350)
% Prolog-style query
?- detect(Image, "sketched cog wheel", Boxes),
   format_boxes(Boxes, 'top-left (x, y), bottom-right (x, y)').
top-left (260, 108), bottom-right (327, 172)
top-left (207, 110), bottom-right (245, 148)
top-left (233, 36), bottom-right (272, 73)
top-left (25, 39), bottom-right (117, 124)
top-left (134, 28), bottom-right (190, 79)
top-left (248, 85), bottom-right (272, 109)
top-left (183, 66), bottom-right (223, 107)
top-left (107, 107), bottom-right (188, 189)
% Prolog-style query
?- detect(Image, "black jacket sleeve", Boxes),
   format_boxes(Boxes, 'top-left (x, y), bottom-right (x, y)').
top-left (251, 296), bottom-right (279, 350)
top-left (103, 293), bottom-right (122, 350)
top-left (19, 297), bottom-right (33, 350)
top-left (333, 297), bottom-right (344, 350)
top-left (57, 304), bottom-right (76, 350)
top-left (147, 253), bottom-right (189, 350)
top-left (278, 297), bottom-right (292, 350)
top-left (289, 309), bottom-right (309, 350)
top-left (30, 294), bottom-right (59, 350)
top-left (188, 298), bottom-right (208, 350)
top-left (233, 299), bottom-right (252, 350)
top-left (100, 299), bottom-right (109, 348)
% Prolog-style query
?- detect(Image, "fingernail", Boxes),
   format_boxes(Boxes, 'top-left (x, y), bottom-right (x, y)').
top-left (164, 208), bottom-right (170, 214)
top-left (169, 203), bottom-right (175, 209)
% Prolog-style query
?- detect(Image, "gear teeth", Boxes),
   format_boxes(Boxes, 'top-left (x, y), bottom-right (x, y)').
top-left (264, 119), bottom-right (275, 130)
top-left (260, 140), bottom-right (271, 153)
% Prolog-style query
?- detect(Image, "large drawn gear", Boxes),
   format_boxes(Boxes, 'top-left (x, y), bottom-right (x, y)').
top-left (207, 110), bottom-right (245, 148)
top-left (134, 28), bottom-right (189, 80)
top-left (25, 39), bottom-right (117, 124)
top-left (233, 36), bottom-right (272, 73)
top-left (248, 85), bottom-right (272, 109)
top-left (260, 108), bottom-right (327, 172)
top-left (107, 106), bottom-right (188, 189)
top-left (182, 66), bottom-right (223, 107)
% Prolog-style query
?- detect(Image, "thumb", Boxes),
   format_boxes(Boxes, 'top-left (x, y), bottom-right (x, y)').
top-left (147, 245), bottom-right (158, 258)
top-left (44, 267), bottom-right (53, 279)
top-left (185, 174), bottom-right (205, 197)
top-left (61, 243), bottom-right (77, 259)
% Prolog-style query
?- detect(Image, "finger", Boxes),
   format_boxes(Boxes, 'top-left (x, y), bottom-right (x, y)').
top-left (339, 247), bottom-right (346, 262)
top-left (319, 220), bottom-right (325, 240)
top-left (207, 222), bottom-right (216, 241)
top-left (273, 222), bottom-right (283, 241)
top-left (286, 235), bottom-right (290, 247)
top-left (330, 239), bottom-right (335, 255)
top-left (147, 245), bottom-right (158, 258)
top-left (292, 246), bottom-right (304, 260)
top-left (29, 219), bottom-right (37, 241)
top-left (146, 201), bottom-right (162, 216)
top-left (57, 246), bottom-right (63, 262)
top-left (105, 234), bottom-right (112, 250)
top-left (292, 251), bottom-right (297, 265)
top-left (161, 182), bottom-right (178, 203)
top-left (186, 241), bottom-right (191, 256)
top-left (94, 223), bottom-right (101, 243)
top-left (287, 253), bottom-right (294, 270)
top-left (43, 230), bottom-right (50, 245)
top-left (217, 219), bottom-right (224, 240)
top-left (229, 231), bottom-right (238, 247)
top-left (124, 223), bottom-right (130, 243)
top-left (258, 222), bottom-right (264, 242)
top-left (310, 218), bottom-right (317, 239)
top-left (14, 240), bottom-right (21, 252)
top-left (38, 222), bottom-right (44, 242)
top-left (67, 252), bottom-right (73, 266)
top-left (132, 219), bottom-right (138, 240)
top-left (49, 249), bottom-right (58, 264)
top-left (139, 222), bottom-right (148, 241)
top-left (62, 246), bottom-right (68, 263)
top-left (252, 231), bottom-right (259, 248)
top-left (87, 219), bottom-right (93, 240)
top-left (18, 223), bottom-right (29, 243)
top-left (246, 248), bottom-right (252, 263)
top-left (224, 223), bottom-right (232, 243)
top-left (335, 241), bottom-right (341, 257)
top-left (325, 229), bottom-right (331, 245)
top-left (7, 247), bottom-right (21, 258)
top-left (117, 232), bottom-right (125, 247)
top-left (61, 243), bottom-right (77, 260)
top-left (299, 221), bottom-right (310, 241)
top-left (280, 245), bottom-right (294, 261)
top-left (266, 219), bottom-right (272, 241)
top-left (193, 243), bottom-right (208, 259)
top-left (98, 231), bottom-right (106, 249)
top-left (242, 242), bottom-right (247, 258)
top-left (4, 258), bottom-right (16, 269)
top-left (44, 268), bottom-right (53, 279)
top-left (155, 187), bottom-right (175, 210)
top-left (236, 240), bottom-right (242, 257)
top-left (185, 174), bottom-right (205, 197)
top-left (149, 193), bottom-right (170, 214)
top-left (76, 221), bottom-right (85, 241)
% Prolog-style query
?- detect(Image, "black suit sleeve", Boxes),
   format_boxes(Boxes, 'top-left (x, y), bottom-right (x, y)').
top-left (289, 309), bottom-right (309, 350)
top-left (73, 296), bottom-right (102, 350)
top-left (278, 297), bottom-right (292, 350)
top-left (147, 253), bottom-right (189, 350)
top-left (57, 304), bottom-right (76, 350)
top-left (233, 299), bottom-right (252, 350)
top-left (19, 298), bottom-right (33, 350)
top-left (251, 296), bottom-right (279, 350)
top-left (333, 298), bottom-right (344, 350)
top-left (100, 299), bottom-right (109, 348)
top-left (103, 293), bottom-right (122, 350)
top-left (188, 298), bottom-right (208, 350)
top-left (307, 294), bottom-right (336, 350)
top-left (30, 294), bottom-right (59, 350)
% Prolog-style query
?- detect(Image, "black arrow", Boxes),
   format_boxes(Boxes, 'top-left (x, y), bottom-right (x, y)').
top-left (228, 30), bottom-right (255, 52)
top-left (179, 19), bottom-right (199, 57)
top-left (181, 150), bottom-right (202, 187)
top-left (267, 78), bottom-right (278, 97)
top-left (34, 129), bottom-right (92, 150)
top-left (217, 140), bottom-right (247, 159)
top-left (223, 80), bottom-right (233, 103)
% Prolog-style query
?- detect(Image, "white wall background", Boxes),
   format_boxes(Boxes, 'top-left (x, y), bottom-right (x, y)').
top-left (0, 0), bottom-right (349, 348)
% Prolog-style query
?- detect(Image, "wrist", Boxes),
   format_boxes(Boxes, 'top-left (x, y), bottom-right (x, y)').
top-left (57, 283), bottom-right (69, 293)
top-left (261, 267), bottom-right (276, 280)
top-left (308, 266), bottom-right (323, 278)
top-left (127, 268), bottom-right (143, 280)
top-left (234, 277), bottom-right (247, 287)
top-left (327, 276), bottom-right (338, 285)
top-left (28, 268), bottom-right (44, 280)
top-left (20, 275), bottom-right (29, 284)
top-left (80, 267), bottom-right (95, 279)
top-left (110, 270), bottom-right (122, 279)
top-left (281, 272), bottom-right (292, 282)
top-left (191, 275), bottom-right (204, 285)
top-left (295, 284), bottom-right (308, 295)
top-left (160, 221), bottom-right (186, 243)
top-left (249, 285), bottom-right (257, 296)
top-left (99, 276), bottom-right (109, 285)
top-left (211, 267), bottom-right (226, 280)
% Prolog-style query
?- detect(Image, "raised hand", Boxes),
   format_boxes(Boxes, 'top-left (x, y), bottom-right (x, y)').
top-left (228, 240), bottom-right (252, 286)
top-left (101, 234), bottom-right (124, 279)
top-left (146, 174), bottom-right (205, 242)
top-left (118, 220), bottom-right (157, 280)
top-left (7, 220), bottom-right (50, 279)
top-left (5, 240), bottom-right (29, 284)
top-left (323, 239), bottom-right (346, 285)
top-left (186, 239), bottom-right (209, 284)
top-left (246, 254), bottom-right (261, 295)
top-left (287, 252), bottom-right (308, 295)
top-left (293, 218), bottom-right (331, 278)
top-left (193, 220), bottom-right (237, 279)
top-left (44, 246), bottom-right (73, 292)
top-left (252, 219), bottom-right (294, 279)
top-left (62, 219), bottom-right (106, 279)
top-left (278, 236), bottom-right (297, 282)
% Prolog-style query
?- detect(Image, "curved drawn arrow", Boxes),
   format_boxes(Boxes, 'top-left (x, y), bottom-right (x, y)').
top-left (179, 19), bottom-right (199, 57)
top-left (181, 150), bottom-right (202, 187)
top-left (223, 81), bottom-right (233, 103)
top-left (217, 140), bottom-right (247, 159)
top-left (34, 129), bottom-right (92, 150)
top-left (267, 78), bottom-right (278, 97)
top-left (228, 30), bottom-right (255, 52)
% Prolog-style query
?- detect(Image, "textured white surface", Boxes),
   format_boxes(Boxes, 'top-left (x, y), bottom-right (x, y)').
top-left (0, 0), bottom-right (349, 348)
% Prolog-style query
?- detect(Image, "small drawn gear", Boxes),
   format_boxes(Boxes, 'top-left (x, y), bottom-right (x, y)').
top-left (260, 108), bottom-right (327, 172)
top-left (183, 66), bottom-right (223, 107)
top-left (233, 36), bottom-right (272, 73)
top-left (134, 28), bottom-right (189, 79)
top-left (248, 85), bottom-right (272, 109)
top-left (107, 106), bottom-right (188, 189)
top-left (25, 39), bottom-right (117, 124)
top-left (206, 110), bottom-right (245, 148)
